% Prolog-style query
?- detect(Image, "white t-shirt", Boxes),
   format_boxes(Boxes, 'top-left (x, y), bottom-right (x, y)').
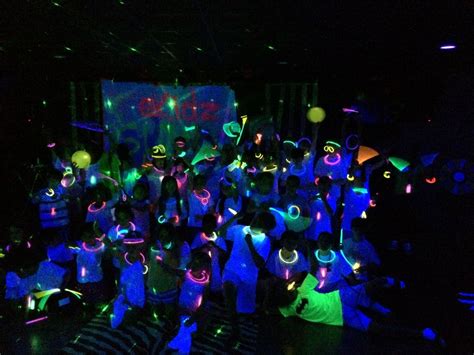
top-left (120, 260), bottom-right (145, 307)
top-left (224, 225), bottom-right (271, 283)
top-left (75, 241), bottom-right (105, 283)
top-left (314, 251), bottom-right (352, 293)
top-left (146, 168), bottom-right (166, 203)
top-left (187, 192), bottom-right (214, 227)
top-left (343, 237), bottom-right (380, 267)
top-left (266, 249), bottom-right (308, 279)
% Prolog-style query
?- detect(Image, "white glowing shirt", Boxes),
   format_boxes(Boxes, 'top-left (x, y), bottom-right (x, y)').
top-left (224, 225), bottom-right (271, 283)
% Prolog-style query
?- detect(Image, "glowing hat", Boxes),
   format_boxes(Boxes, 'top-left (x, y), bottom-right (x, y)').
top-left (356, 146), bottom-right (379, 164)
top-left (223, 122), bottom-right (241, 138)
top-left (151, 145), bottom-right (167, 159)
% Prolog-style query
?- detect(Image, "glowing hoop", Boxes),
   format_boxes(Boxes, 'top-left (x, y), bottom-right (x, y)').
top-left (283, 140), bottom-right (297, 148)
top-left (345, 134), bottom-right (359, 151)
top-left (87, 201), bottom-right (106, 213)
top-left (315, 250), bottom-right (336, 264)
top-left (124, 252), bottom-right (145, 266)
top-left (347, 174), bottom-right (355, 181)
top-left (425, 177), bottom-right (437, 184)
top-left (115, 222), bottom-right (136, 238)
top-left (383, 171), bottom-right (391, 179)
top-left (123, 238), bottom-right (145, 245)
top-left (45, 188), bottom-right (55, 197)
top-left (157, 215), bottom-right (167, 224)
top-left (201, 232), bottom-right (217, 242)
top-left (263, 164), bottom-right (278, 172)
top-left (323, 153), bottom-right (341, 166)
top-left (278, 249), bottom-right (299, 265)
top-left (187, 270), bottom-right (209, 284)
top-left (82, 240), bottom-right (104, 253)
top-left (287, 205), bottom-right (301, 220)
top-left (194, 189), bottom-right (211, 206)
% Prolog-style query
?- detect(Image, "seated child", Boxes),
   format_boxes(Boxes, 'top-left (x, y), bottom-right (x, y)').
top-left (343, 218), bottom-right (381, 279)
top-left (147, 223), bottom-right (191, 320)
top-left (85, 183), bottom-right (115, 235)
top-left (166, 252), bottom-right (212, 353)
top-left (311, 232), bottom-right (353, 293)
top-left (266, 231), bottom-right (308, 280)
top-left (72, 223), bottom-right (106, 304)
top-left (110, 233), bottom-right (147, 328)
top-left (191, 214), bottom-right (227, 293)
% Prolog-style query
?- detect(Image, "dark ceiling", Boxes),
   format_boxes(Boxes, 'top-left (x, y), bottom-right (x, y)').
top-left (2, 0), bottom-right (473, 83)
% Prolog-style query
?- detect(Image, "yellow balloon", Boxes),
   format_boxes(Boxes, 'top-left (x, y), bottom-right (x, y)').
top-left (72, 150), bottom-right (91, 169)
top-left (307, 107), bottom-right (326, 123)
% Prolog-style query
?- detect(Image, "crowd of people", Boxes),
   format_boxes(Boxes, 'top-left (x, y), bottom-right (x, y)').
top-left (1, 115), bottom-right (445, 352)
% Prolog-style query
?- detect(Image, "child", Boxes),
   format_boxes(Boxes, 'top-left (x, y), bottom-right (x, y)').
top-left (144, 144), bottom-right (168, 204)
top-left (311, 232), bottom-right (353, 293)
top-left (130, 182), bottom-right (152, 239)
top-left (248, 172), bottom-right (280, 213)
top-left (314, 140), bottom-right (351, 182)
top-left (222, 212), bottom-right (276, 342)
top-left (85, 183), bottom-right (115, 235)
top-left (187, 174), bottom-right (215, 229)
top-left (147, 223), bottom-right (191, 320)
top-left (278, 175), bottom-right (309, 213)
top-left (32, 169), bottom-right (70, 239)
top-left (191, 214), bottom-right (227, 293)
top-left (216, 176), bottom-right (243, 228)
top-left (107, 203), bottom-right (137, 243)
top-left (342, 218), bottom-right (381, 276)
top-left (275, 272), bottom-right (444, 346)
top-left (266, 231), bottom-right (308, 280)
top-left (110, 234), bottom-right (146, 328)
top-left (280, 148), bottom-right (315, 194)
top-left (156, 176), bottom-right (187, 227)
top-left (73, 223), bottom-right (106, 304)
top-left (171, 157), bottom-right (190, 199)
top-left (166, 252), bottom-right (212, 354)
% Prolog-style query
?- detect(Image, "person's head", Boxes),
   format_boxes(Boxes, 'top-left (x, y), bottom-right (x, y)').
top-left (8, 225), bottom-right (26, 245)
top-left (281, 230), bottom-right (299, 252)
top-left (255, 172), bottom-right (274, 195)
top-left (192, 174), bottom-right (207, 192)
top-left (173, 157), bottom-right (187, 174)
top-left (151, 144), bottom-right (167, 169)
top-left (161, 176), bottom-right (179, 197)
top-left (114, 203), bottom-right (134, 226)
top-left (317, 232), bottom-right (333, 252)
top-left (202, 213), bottom-right (217, 234)
top-left (317, 176), bottom-right (333, 195)
top-left (298, 139), bottom-right (311, 154)
top-left (174, 136), bottom-right (187, 154)
top-left (80, 222), bottom-right (96, 244)
top-left (188, 251), bottom-right (212, 275)
top-left (155, 222), bottom-right (176, 247)
top-left (323, 141), bottom-right (342, 157)
top-left (220, 175), bottom-right (236, 197)
top-left (250, 212), bottom-right (276, 235)
top-left (290, 148), bottom-right (305, 165)
top-left (47, 169), bottom-right (63, 189)
top-left (90, 183), bottom-right (110, 203)
top-left (221, 143), bottom-right (236, 166)
top-left (351, 218), bottom-right (367, 241)
top-left (286, 175), bottom-right (300, 195)
top-left (133, 182), bottom-right (149, 201)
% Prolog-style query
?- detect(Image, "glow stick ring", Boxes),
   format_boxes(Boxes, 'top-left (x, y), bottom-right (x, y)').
top-left (323, 153), bottom-right (341, 166)
top-left (345, 134), bottom-right (360, 151)
top-left (187, 270), bottom-right (209, 284)
top-left (287, 205), bottom-right (301, 220)
top-left (278, 249), bottom-right (299, 265)
top-left (87, 201), bottom-right (106, 213)
top-left (124, 252), bottom-right (146, 265)
top-left (82, 240), bottom-right (105, 252)
top-left (315, 250), bottom-right (336, 264)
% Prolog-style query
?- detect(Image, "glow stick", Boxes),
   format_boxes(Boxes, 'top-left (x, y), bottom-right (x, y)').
top-left (184, 125), bottom-right (196, 132)
top-left (236, 115), bottom-right (247, 145)
top-left (283, 140), bottom-right (297, 147)
top-left (81, 267), bottom-right (86, 278)
top-left (315, 250), bottom-right (336, 263)
top-left (278, 249), bottom-right (299, 265)
top-left (47, 142), bottom-right (56, 148)
top-left (25, 316), bottom-right (48, 325)
top-left (405, 184), bottom-right (412, 194)
top-left (325, 141), bottom-right (341, 148)
top-left (383, 171), bottom-right (391, 179)
top-left (227, 208), bottom-right (238, 215)
top-left (339, 228), bottom-right (343, 246)
top-left (323, 153), bottom-right (341, 166)
top-left (425, 177), bottom-right (437, 184)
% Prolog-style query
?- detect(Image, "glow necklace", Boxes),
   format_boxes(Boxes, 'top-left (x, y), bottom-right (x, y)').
top-left (115, 222), bottom-right (136, 238)
top-left (193, 189), bottom-right (211, 205)
top-left (278, 249), bottom-right (299, 265)
top-left (88, 201), bottom-right (106, 213)
top-left (201, 232), bottom-right (217, 242)
top-left (187, 270), bottom-right (209, 284)
top-left (315, 250), bottom-right (336, 264)
top-left (82, 239), bottom-right (105, 253)
top-left (287, 205), bottom-right (301, 220)
top-left (290, 165), bottom-right (306, 176)
top-left (323, 153), bottom-right (341, 166)
top-left (243, 226), bottom-right (265, 242)
top-left (124, 251), bottom-right (145, 265)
